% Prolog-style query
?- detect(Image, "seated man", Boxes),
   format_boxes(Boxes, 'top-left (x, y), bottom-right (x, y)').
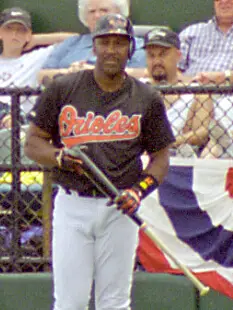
top-left (38, 0), bottom-right (147, 84)
top-left (143, 27), bottom-right (213, 157)
top-left (178, 0), bottom-right (233, 83)
top-left (0, 7), bottom-right (77, 117)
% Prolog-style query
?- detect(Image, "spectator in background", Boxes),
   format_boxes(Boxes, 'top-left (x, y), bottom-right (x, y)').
top-left (178, 0), bottom-right (233, 84)
top-left (143, 27), bottom-right (213, 157)
top-left (193, 69), bottom-right (233, 86)
top-left (0, 102), bottom-right (11, 129)
top-left (200, 95), bottom-right (233, 158)
top-left (38, 0), bottom-right (146, 85)
top-left (0, 7), bottom-right (77, 120)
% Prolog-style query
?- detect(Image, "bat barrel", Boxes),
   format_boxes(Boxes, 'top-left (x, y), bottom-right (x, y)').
top-left (141, 223), bottom-right (210, 295)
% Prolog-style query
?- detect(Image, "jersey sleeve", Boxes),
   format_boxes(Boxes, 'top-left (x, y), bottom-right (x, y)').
top-left (42, 36), bottom-right (79, 69)
top-left (141, 92), bottom-right (175, 153)
top-left (27, 80), bottom-right (61, 136)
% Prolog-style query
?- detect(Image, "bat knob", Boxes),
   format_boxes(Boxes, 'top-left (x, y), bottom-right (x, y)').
top-left (200, 286), bottom-right (210, 296)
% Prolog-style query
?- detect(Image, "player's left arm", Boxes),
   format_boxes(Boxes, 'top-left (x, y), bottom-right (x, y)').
top-left (143, 145), bottom-right (171, 185)
top-left (112, 92), bottom-right (174, 215)
top-left (111, 145), bottom-right (171, 216)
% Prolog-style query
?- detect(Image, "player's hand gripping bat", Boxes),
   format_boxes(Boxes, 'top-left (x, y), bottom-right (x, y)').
top-left (65, 145), bottom-right (210, 296)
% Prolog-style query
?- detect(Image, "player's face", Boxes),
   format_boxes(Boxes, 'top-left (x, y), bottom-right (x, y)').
top-left (93, 34), bottom-right (130, 77)
top-left (85, 0), bottom-right (120, 32)
top-left (145, 45), bottom-right (181, 84)
top-left (214, 0), bottom-right (233, 25)
top-left (0, 22), bottom-right (31, 50)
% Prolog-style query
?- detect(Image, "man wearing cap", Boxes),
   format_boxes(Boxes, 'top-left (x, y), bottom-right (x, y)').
top-left (0, 7), bottom-right (76, 125)
top-left (142, 27), bottom-right (181, 85)
top-left (143, 27), bottom-right (213, 157)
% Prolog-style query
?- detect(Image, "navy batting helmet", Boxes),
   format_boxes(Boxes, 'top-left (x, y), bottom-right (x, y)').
top-left (92, 14), bottom-right (136, 59)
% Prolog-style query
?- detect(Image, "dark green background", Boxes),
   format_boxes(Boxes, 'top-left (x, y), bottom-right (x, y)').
top-left (1, 272), bottom-right (233, 310)
top-left (1, 0), bottom-right (214, 33)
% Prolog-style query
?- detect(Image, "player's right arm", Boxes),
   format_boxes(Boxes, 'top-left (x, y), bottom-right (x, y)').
top-left (24, 122), bottom-right (83, 173)
top-left (24, 122), bottom-right (59, 168)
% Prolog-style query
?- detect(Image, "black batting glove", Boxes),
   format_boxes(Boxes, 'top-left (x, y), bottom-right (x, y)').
top-left (108, 188), bottom-right (141, 215)
top-left (55, 148), bottom-right (83, 174)
top-left (107, 173), bottom-right (159, 215)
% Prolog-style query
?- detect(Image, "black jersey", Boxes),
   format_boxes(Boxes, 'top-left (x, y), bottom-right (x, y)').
top-left (29, 70), bottom-right (175, 191)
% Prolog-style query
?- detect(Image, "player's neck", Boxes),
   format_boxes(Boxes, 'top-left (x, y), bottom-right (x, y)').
top-left (94, 69), bottom-right (126, 92)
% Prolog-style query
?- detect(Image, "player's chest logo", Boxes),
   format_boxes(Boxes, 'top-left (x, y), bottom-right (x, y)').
top-left (59, 105), bottom-right (141, 147)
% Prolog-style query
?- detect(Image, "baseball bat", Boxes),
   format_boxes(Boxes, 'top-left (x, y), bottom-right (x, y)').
top-left (68, 145), bottom-right (210, 296)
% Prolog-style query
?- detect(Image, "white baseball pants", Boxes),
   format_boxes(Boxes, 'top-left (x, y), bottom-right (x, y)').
top-left (52, 187), bottom-right (139, 310)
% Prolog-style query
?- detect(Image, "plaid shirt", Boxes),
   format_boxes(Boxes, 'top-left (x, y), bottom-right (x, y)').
top-left (178, 17), bottom-right (233, 76)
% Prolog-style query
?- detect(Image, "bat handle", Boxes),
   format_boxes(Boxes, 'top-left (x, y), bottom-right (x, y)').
top-left (131, 213), bottom-right (144, 226)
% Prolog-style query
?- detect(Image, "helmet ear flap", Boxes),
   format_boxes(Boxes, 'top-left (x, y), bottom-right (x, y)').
top-left (128, 37), bottom-right (136, 60)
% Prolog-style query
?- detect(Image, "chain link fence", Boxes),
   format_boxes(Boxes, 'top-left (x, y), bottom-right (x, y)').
top-left (0, 84), bottom-right (232, 273)
top-left (0, 88), bottom-right (52, 272)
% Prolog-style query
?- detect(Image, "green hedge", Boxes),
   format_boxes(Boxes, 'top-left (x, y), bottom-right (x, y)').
top-left (1, 0), bottom-right (214, 33)
top-left (1, 272), bottom-right (233, 310)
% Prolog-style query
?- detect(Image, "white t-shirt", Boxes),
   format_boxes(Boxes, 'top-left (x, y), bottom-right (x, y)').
top-left (166, 94), bottom-right (198, 157)
top-left (209, 96), bottom-right (233, 158)
top-left (166, 94), bottom-right (194, 136)
top-left (139, 78), bottom-right (197, 157)
top-left (0, 45), bottom-right (54, 113)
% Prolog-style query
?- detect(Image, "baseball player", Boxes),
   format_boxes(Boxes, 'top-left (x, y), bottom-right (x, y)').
top-left (24, 14), bottom-right (175, 310)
